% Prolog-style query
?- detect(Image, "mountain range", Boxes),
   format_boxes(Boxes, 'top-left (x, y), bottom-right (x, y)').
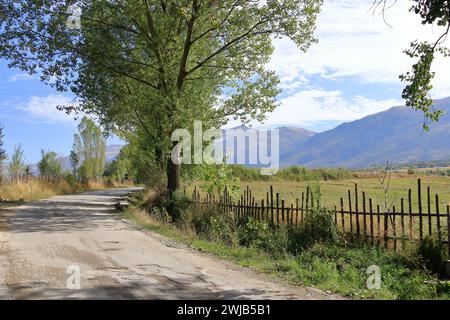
top-left (30, 97), bottom-right (450, 173)
top-left (223, 97), bottom-right (450, 169)
top-left (280, 97), bottom-right (450, 168)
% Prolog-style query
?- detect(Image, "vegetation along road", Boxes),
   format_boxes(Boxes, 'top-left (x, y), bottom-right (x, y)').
top-left (0, 188), bottom-right (341, 300)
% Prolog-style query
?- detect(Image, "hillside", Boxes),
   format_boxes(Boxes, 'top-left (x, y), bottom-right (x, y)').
top-left (282, 97), bottom-right (450, 168)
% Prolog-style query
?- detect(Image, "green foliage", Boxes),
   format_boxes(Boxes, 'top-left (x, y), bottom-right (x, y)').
top-left (407, 167), bottom-right (415, 175)
top-left (0, 0), bottom-right (322, 191)
top-left (227, 165), bottom-right (354, 182)
top-left (399, 0), bottom-right (450, 127)
top-left (8, 144), bottom-right (26, 182)
top-left (0, 125), bottom-right (6, 182)
top-left (72, 117), bottom-right (106, 183)
top-left (69, 148), bottom-right (79, 177)
top-left (289, 208), bottom-right (340, 253)
top-left (38, 150), bottom-right (62, 181)
top-left (199, 163), bottom-right (240, 199)
top-left (416, 235), bottom-right (449, 275)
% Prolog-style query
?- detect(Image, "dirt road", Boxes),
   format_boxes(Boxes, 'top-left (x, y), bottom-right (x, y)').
top-left (0, 188), bottom-right (341, 300)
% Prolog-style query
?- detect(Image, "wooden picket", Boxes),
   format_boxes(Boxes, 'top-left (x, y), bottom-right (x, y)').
top-left (187, 179), bottom-right (450, 253)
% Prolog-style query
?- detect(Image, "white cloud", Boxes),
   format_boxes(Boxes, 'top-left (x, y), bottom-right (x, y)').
top-left (22, 95), bottom-right (78, 123)
top-left (268, 0), bottom-right (450, 97)
top-left (7, 73), bottom-right (33, 82)
top-left (263, 89), bottom-right (402, 127)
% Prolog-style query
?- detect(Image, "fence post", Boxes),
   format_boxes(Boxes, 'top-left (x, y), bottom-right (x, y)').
top-left (290, 203), bottom-right (294, 226)
top-left (435, 194), bottom-right (441, 241)
top-left (348, 189), bottom-right (353, 238)
top-left (401, 198), bottom-right (405, 251)
top-left (418, 179), bottom-right (423, 241)
top-left (447, 205), bottom-right (450, 258)
top-left (384, 208), bottom-right (389, 249)
top-left (427, 186), bottom-right (432, 236)
top-left (305, 186), bottom-right (310, 215)
top-left (355, 184), bottom-right (360, 243)
top-left (261, 199), bottom-right (265, 222)
top-left (276, 193), bottom-right (280, 225)
top-left (369, 198), bottom-right (374, 245)
top-left (301, 192), bottom-right (305, 225)
top-left (392, 206), bottom-right (397, 252)
top-left (408, 189), bottom-right (413, 241)
top-left (377, 205), bottom-right (381, 246)
top-left (362, 191), bottom-right (367, 241)
top-left (270, 185), bottom-right (274, 225)
top-left (340, 197), bottom-right (345, 235)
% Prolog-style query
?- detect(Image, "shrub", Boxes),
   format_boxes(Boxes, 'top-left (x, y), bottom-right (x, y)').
top-left (148, 190), bottom-right (190, 222)
top-left (236, 217), bottom-right (289, 256)
top-left (288, 206), bottom-right (340, 253)
top-left (239, 217), bottom-right (270, 248)
top-left (416, 235), bottom-right (449, 275)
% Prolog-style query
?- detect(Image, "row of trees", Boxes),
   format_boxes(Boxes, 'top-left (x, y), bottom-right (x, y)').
top-left (0, 0), bottom-right (323, 194)
top-left (0, 117), bottom-right (107, 184)
top-left (0, 1), bottom-right (445, 194)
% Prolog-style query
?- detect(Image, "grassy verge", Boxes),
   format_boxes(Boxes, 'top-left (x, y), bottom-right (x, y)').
top-left (123, 201), bottom-right (450, 300)
top-left (0, 178), bottom-right (133, 203)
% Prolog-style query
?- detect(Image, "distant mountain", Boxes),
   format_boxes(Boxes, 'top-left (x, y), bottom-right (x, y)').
top-left (30, 144), bottom-right (124, 175)
top-left (282, 97), bottom-right (450, 168)
top-left (25, 96), bottom-right (450, 175)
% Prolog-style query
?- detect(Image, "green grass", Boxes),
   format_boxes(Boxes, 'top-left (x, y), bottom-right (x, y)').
top-left (187, 175), bottom-right (450, 211)
top-left (122, 206), bottom-right (450, 300)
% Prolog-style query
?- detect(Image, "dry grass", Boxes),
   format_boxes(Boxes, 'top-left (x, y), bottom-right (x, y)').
top-left (0, 178), bottom-right (114, 202)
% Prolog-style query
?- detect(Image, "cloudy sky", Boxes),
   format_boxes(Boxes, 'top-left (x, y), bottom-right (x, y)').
top-left (1, 0), bottom-right (449, 162)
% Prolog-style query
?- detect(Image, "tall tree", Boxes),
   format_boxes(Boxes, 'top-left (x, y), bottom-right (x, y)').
top-left (0, 0), bottom-right (322, 191)
top-left (69, 134), bottom-right (80, 177)
top-left (9, 144), bottom-right (26, 182)
top-left (73, 117), bottom-right (106, 183)
top-left (38, 150), bottom-right (62, 181)
top-left (0, 125), bottom-right (6, 183)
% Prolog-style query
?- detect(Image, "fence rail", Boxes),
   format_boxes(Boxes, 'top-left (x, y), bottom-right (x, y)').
top-left (186, 179), bottom-right (450, 254)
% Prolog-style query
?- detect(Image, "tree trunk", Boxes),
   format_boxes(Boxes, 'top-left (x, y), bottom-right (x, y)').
top-left (167, 141), bottom-right (180, 193)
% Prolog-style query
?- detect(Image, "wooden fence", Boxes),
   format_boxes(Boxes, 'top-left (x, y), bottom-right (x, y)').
top-left (186, 179), bottom-right (450, 255)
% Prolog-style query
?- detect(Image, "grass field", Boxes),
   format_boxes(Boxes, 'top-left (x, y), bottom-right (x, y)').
top-left (188, 174), bottom-right (450, 213)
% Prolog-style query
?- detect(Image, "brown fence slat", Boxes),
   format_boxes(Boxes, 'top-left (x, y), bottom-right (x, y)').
top-left (270, 185), bottom-right (274, 225)
top-left (418, 179), bottom-right (423, 241)
top-left (369, 198), bottom-right (374, 244)
top-left (187, 178), bottom-right (447, 254)
top-left (447, 205), bottom-right (450, 257)
top-left (427, 186), bottom-right (432, 236)
top-left (435, 194), bottom-right (441, 241)
top-left (401, 198), bottom-right (405, 250)
top-left (393, 206), bottom-right (397, 252)
top-left (408, 189), bottom-right (413, 241)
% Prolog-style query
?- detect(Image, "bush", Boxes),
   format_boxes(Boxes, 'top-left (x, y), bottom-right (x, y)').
top-left (416, 235), bottom-right (449, 275)
top-left (149, 190), bottom-right (190, 222)
top-left (236, 217), bottom-right (289, 256)
top-left (239, 217), bottom-right (270, 248)
top-left (288, 206), bottom-right (340, 253)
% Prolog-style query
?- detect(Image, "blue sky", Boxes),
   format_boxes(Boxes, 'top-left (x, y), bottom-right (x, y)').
top-left (0, 0), bottom-right (449, 163)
